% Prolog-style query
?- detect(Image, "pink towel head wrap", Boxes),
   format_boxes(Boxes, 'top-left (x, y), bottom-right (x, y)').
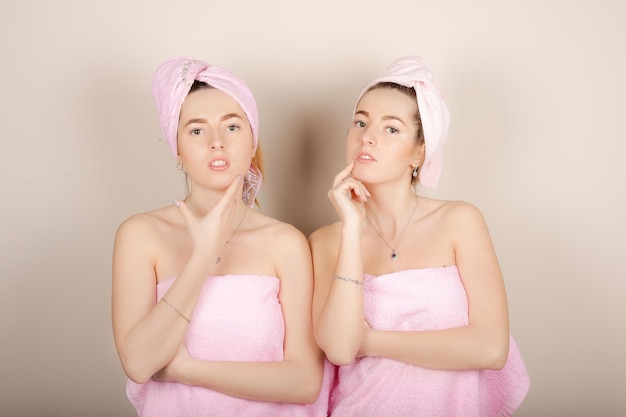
top-left (152, 56), bottom-right (261, 206)
top-left (355, 56), bottom-right (450, 189)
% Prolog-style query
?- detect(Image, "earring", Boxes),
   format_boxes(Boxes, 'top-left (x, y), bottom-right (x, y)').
top-left (412, 165), bottom-right (419, 178)
top-left (176, 160), bottom-right (183, 170)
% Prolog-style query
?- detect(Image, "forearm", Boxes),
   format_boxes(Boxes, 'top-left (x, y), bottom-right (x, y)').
top-left (176, 357), bottom-right (324, 404)
top-left (362, 324), bottom-right (510, 370)
top-left (316, 224), bottom-right (365, 365)
top-left (118, 251), bottom-right (217, 382)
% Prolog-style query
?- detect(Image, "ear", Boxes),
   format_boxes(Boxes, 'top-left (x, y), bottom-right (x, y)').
top-left (412, 143), bottom-right (425, 167)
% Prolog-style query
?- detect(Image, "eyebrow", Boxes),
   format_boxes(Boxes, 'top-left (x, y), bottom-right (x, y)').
top-left (221, 113), bottom-right (244, 122)
top-left (355, 110), bottom-right (406, 125)
top-left (183, 113), bottom-right (244, 127)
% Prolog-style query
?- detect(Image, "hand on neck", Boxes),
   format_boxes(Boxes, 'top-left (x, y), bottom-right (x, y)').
top-left (185, 184), bottom-right (245, 217)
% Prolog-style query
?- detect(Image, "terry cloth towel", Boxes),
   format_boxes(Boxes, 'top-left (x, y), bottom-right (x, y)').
top-left (355, 56), bottom-right (450, 189)
top-left (151, 56), bottom-right (262, 206)
top-left (329, 266), bottom-right (530, 417)
top-left (127, 275), bottom-right (333, 417)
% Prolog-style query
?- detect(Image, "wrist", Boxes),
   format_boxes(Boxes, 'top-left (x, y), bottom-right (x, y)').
top-left (341, 220), bottom-right (363, 237)
top-left (361, 327), bottom-right (377, 357)
top-left (174, 354), bottom-right (195, 385)
top-left (188, 246), bottom-right (220, 270)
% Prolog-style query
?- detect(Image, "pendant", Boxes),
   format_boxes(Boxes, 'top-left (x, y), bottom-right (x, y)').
top-left (391, 252), bottom-right (398, 261)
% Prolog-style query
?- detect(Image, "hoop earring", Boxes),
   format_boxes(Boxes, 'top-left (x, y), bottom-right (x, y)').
top-left (176, 161), bottom-right (183, 171)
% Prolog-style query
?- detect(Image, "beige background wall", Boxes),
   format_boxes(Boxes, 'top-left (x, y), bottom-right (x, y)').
top-left (1, 1), bottom-right (624, 416)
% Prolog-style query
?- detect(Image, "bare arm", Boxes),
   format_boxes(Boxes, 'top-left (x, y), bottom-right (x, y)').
top-left (155, 225), bottom-right (324, 403)
top-left (112, 178), bottom-right (241, 383)
top-left (112, 218), bottom-right (216, 383)
top-left (312, 162), bottom-right (370, 365)
top-left (359, 202), bottom-right (510, 370)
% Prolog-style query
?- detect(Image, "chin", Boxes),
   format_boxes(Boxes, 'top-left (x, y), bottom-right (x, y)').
top-left (351, 166), bottom-right (373, 182)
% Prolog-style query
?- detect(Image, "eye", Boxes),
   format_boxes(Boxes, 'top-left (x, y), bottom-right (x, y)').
top-left (353, 120), bottom-right (366, 128)
top-left (190, 128), bottom-right (203, 135)
top-left (226, 123), bottom-right (241, 132)
top-left (386, 126), bottom-right (399, 134)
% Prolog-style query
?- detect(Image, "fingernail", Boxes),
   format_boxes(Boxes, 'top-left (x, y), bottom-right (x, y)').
top-left (173, 199), bottom-right (181, 207)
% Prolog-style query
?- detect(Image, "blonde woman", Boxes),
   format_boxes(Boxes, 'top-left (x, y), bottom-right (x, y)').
top-left (112, 57), bottom-right (330, 417)
top-left (310, 56), bottom-right (530, 416)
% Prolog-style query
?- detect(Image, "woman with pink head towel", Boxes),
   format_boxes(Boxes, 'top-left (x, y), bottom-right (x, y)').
top-left (112, 56), bottom-right (331, 416)
top-left (310, 56), bottom-right (530, 416)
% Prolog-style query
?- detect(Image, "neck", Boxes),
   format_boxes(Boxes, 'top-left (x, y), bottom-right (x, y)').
top-left (184, 183), bottom-right (245, 217)
top-left (364, 184), bottom-right (419, 262)
top-left (365, 185), bottom-right (419, 231)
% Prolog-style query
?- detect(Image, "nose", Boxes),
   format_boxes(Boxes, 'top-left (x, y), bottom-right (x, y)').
top-left (361, 126), bottom-right (376, 146)
top-left (208, 129), bottom-right (225, 150)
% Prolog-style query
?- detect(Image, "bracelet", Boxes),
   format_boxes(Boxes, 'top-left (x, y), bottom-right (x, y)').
top-left (161, 296), bottom-right (191, 323)
top-left (332, 274), bottom-right (363, 288)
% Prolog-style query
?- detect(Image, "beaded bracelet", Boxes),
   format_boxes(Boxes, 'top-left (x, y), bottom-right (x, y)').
top-left (161, 296), bottom-right (191, 323)
top-left (332, 274), bottom-right (363, 288)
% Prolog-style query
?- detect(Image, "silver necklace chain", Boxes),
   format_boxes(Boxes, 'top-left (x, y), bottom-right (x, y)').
top-left (216, 207), bottom-right (247, 265)
top-left (366, 198), bottom-right (418, 261)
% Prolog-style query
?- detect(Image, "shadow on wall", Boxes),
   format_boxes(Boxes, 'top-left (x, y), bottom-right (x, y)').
top-left (267, 104), bottom-right (348, 237)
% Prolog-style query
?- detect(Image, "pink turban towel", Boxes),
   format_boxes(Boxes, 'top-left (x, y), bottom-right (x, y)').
top-left (356, 56), bottom-right (450, 189)
top-left (152, 56), bottom-right (262, 206)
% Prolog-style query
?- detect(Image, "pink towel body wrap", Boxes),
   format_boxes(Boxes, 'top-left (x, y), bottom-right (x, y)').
top-left (127, 275), bottom-right (333, 417)
top-left (329, 266), bottom-right (530, 417)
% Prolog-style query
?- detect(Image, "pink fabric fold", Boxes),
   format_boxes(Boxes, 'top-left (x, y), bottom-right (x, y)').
top-left (329, 266), bottom-right (530, 417)
top-left (355, 56), bottom-right (450, 189)
top-left (127, 275), bottom-right (333, 417)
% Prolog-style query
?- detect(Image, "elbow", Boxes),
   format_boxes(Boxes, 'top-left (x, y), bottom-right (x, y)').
top-left (325, 351), bottom-right (357, 367)
top-left (289, 364), bottom-right (325, 404)
top-left (122, 361), bottom-right (153, 385)
top-left (118, 352), bottom-right (155, 384)
top-left (293, 380), bottom-right (323, 404)
top-left (314, 328), bottom-right (361, 366)
top-left (487, 346), bottom-right (509, 370)
top-left (321, 345), bottom-right (358, 367)
top-left (482, 336), bottom-right (510, 370)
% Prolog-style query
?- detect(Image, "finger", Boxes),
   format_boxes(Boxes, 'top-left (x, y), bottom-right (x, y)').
top-left (332, 177), bottom-right (368, 201)
top-left (332, 160), bottom-right (355, 187)
top-left (344, 179), bottom-right (370, 202)
top-left (352, 188), bottom-right (368, 203)
top-left (173, 199), bottom-right (193, 224)
top-left (213, 175), bottom-right (242, 212)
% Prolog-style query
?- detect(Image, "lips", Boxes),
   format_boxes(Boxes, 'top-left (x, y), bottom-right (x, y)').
top-left (208, 158), bottom-right (230, 171)
top-left (355, 151), bottom-right (376, 163)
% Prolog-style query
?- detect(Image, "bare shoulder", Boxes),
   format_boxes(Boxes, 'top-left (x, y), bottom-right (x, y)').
top-left (417, 197), bottom-right (486, 227)
top-left (308, 221), bottom-right (340, 248)
top-left (115, 206), bottom-right (179, 245)
top-left (420, 199), bottom-right (491, 247)
top-left (249, 211), bottom-right (308, 247)
top-left (247, 212), bottom-right (313, 279)
top-left (308, 221), bottom-right (341, 263)
top-left (439, 199), bottom-right (487, 227)
top-left (433, 198), bottom-right (483, 216)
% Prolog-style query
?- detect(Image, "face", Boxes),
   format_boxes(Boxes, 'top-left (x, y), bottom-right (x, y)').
top-left (177, 88), bottom-right (255, 191)
top-left (347, 87), bottom-right (423, 185)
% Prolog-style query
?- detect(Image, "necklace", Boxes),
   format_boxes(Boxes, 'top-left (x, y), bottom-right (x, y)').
top-left (215, 207), bottom-right (247, 265)
top-left (366, 198), bottom-right (418, 261)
